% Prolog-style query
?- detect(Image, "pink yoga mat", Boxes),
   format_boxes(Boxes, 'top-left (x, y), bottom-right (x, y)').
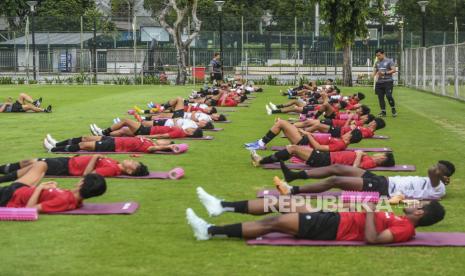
top-left (47, 168), bottom-right (185, 180)
top-left (247, 232), bottom-right (465, 247)
top-left (52, 150), bottom-right (184, 155)
top-left (261, 163), bottom-right (416, 172)
top-left (51, 202), bottom-right (139, 215)
top-left (266, 146), bottom-right (392, 152)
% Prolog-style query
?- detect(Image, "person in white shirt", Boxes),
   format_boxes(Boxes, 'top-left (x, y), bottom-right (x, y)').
top-left (272, 161), bottom-right (455, 200)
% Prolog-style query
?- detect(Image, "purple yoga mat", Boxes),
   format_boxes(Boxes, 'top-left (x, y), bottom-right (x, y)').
top-left (261, 163), bottom-right (416, 172)
top-left (266, 146), bottom-right (392, 152)
top-left (204, 128), bottom-right (224, 132)
top-left (215, 120), bottom-right (232, 123)
top-left (47, 170), bottom-right (183, 180)
top-left (255, 189), bottom-right (441, 200)
top-left (52, 150), bottom-right (183, 155)
top-left (247, 232), bottom-right (465, 247)
top-left (51, 202), bottom-right (139, 215)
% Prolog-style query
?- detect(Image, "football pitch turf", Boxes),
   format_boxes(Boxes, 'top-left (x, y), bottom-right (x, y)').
top-left (0, 84), bottom-right (464, 275)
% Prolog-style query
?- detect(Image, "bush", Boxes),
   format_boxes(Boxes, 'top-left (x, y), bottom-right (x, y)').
top-left (29, 80), bottom-right (38, 84)
top-left (74, 73), bottom-right (88, 84)
top-left (66, 77), bottom-right (74, 84)
top-left (54, 76), bottom-right (63, 84)
top-left (267, 75), bottom-right (278, 85)
top-left (298, 75), bottom-right (309, 86)
top-left (113, 76), bottom-right (131, 85)
top-left (44, 78), bottom-right (54, 84)
top-left (0, 77), bottom-right (13, 85)
top-left (16, 77), bottom-right (25, 84)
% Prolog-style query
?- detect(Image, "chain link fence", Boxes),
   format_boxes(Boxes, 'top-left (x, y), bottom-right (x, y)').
top-left (402, 43), bottom-right (465, 100)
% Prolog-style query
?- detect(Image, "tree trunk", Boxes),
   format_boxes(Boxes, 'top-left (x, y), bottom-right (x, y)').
top-left (175, 43), bottom-right (188, 85)
top-left (342, 44), bottom-right (353, 86)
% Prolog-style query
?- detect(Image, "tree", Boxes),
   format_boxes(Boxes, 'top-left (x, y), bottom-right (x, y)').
top-left (396, 0), bottom-right (465, 32)
top-left (0, 0), bottom-right (30, 32)
top-left (318, 0), bottom-right (383, 86)
top-left (35, 0), bottom-right (96, 31)
top-left (145, 0), bottom-right (202, 85)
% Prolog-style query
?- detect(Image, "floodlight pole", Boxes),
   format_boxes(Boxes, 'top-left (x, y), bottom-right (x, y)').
top-left (399, 18), bottom-right (404, 84)
top-left (27, 1), bottom-right (37, 81)
top-left (93, 18), bottom-right (97, 82)
top-left (417, 1), bottom-right (429, 47)
top-left (215, 1), bottom-right (225, 79)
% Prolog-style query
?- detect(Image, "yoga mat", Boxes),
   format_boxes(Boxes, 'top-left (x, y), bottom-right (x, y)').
top-left (204, 128), bottom-right (224, 132)
top-left (280, 134), bottom-right (390, 139)
top-left (51, 202), bottom-right (139, 215)
top-left (261, 163), bottom-right (416, 172)
top-left (257, 189), bottom-right (342, 198)
top-left (373, 135), bottom-right (389, 139)
top-left (157, 136), bottom-right (214, 140)
top-left (266, 146), bottom-right (392, 152)
top-left (247, 232), bottom-right (465, 247)
top-left (256, 189), bottom-right (441, 201)
top-left (215, 120), bottom-right (232, 123)
top-left (216, 109), bottom-right (236, 112)
top-left (237, 104), bottom-right (249, 107)
top-left (52, 150), bottom-right (184, 155)
top-left (47, 168), bottom-right (185, 180)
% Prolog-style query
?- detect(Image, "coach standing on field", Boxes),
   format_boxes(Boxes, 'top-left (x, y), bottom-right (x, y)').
top-left (209, 52), bottom-right (223, 85)
top-left (373, 49), bottom-right (397, 117)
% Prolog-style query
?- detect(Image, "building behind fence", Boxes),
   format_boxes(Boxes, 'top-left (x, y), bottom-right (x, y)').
top-left (3, 15), bottom-right (463, 87)
top-left (0, 15), bottom-right (405, 85)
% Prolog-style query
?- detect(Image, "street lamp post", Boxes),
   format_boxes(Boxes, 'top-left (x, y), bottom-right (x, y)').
top-left (214, 1), bottom-right (225, 78)
top-left (27, 1), bottom-right (37, 81)
top-left (417, 1), bottom-right (429, 47)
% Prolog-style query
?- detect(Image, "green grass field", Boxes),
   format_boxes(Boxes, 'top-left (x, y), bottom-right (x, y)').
top-left (0, 84), bottom-right (464, 275)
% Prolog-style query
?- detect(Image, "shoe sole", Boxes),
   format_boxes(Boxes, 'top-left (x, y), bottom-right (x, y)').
top-left (273, 176), bottom-right (290, 195)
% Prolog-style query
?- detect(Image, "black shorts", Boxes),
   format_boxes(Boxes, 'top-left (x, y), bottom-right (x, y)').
top-left (297, 136), bottom-right (309, 146)
top-left (172, 109), bottom-right (185, 119)
top-left (11, 101), bottom-right (24, 112)
top-left (209, 99), bottom-right (218, 106)
top-left (211, 72), bottom-right (222, 81)
top-left (94, 136), bottom-right (116, 152)
top-left (320, 118), bottom-right (333, 126)
top-left (329, 126), bottom-right (341, 137)
top-left (324, 113), bottom-right (336, 119)
top-left (153, 119), bottom-right (167, 126)
top-left (0, 182), bottom-right (27, 206)
top-left (297, 212), bottom-right (340, 240)
top-left (306, 150), bottom-right (331, 167)
top-left (39, 157), bottom-right (70, 176)
top-left (302, 105), bottom-right (315, 114)
top-left (362, 171), bottom-right (389, 196)
top-left (135, 125), bottom-right (151, 135)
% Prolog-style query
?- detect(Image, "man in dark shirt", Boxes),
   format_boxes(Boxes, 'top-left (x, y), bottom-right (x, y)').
top-left (209, 52), bottom-right (222, 85)
top-left (373, 49), bottom-right (397, 117)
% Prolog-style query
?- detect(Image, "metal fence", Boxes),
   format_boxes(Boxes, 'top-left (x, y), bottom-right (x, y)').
top-left (402, 43), bottom-right (465, 100)
top-left (0, 15), bottom-right (403, 85)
